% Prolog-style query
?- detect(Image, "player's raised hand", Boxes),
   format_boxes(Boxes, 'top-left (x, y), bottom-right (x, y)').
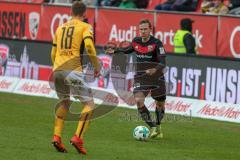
top-left (104, 41), bottom-right (117, 54)
top-left (112, 41), bottom-right (132, 54)
top-left (94, 69), bottom-right (101, 78)
top-left (145, 68), bottom-right (157, 76)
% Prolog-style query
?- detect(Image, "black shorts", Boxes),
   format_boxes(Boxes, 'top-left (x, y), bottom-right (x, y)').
top-left (133, 76), bottom-right (166, 101)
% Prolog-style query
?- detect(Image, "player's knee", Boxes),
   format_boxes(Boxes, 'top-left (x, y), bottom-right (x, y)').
top-left (135, 99), bottom-right (145, 108)
top-left (156, 100), bottom-right (165, 110)
top-left (83, 100), bottom-right (95, 109)
top-left (56, 115), bottom-right (66, 120)
top-left (61, 99), bottom-right (71, 108)
top-left (134, 92), bottom-right (145, 105)
top-left (55, 104), bottom-right (69, 120)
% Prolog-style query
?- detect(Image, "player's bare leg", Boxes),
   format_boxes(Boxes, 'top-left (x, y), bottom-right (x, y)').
top-left (134, 92), bottom-right (157, 138)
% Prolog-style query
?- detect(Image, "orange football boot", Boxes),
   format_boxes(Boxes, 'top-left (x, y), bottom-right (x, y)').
top-left (51, 135), bottom-right (67, 153)
top-left (70, 135), bottom-right (87, 155)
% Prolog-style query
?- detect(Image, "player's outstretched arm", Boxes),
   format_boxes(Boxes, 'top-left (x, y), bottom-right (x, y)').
top-left (114, 41), bottom-right (134, 54)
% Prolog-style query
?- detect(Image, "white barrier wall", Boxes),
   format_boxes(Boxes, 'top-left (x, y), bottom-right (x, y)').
top-left (1, 76), bottom-right (239, 123)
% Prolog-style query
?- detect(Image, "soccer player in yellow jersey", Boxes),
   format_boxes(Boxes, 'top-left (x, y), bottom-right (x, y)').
top-left (51, 1), bottom-right (100, 155)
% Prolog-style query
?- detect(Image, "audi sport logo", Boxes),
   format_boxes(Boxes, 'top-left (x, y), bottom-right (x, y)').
top-left (51, 13), bottom-right (71, 38)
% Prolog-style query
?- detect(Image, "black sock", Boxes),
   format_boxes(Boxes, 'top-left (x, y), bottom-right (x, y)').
top-left (138, 106), bottom-right (156, 128)
top-left (155, 108), bottom-right (165, 125)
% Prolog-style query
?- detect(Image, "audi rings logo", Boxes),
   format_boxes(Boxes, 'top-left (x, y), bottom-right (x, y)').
top-left (230, 26), bottom-right (240, 58)
top-left (51, 13), bottom-right (71, 38)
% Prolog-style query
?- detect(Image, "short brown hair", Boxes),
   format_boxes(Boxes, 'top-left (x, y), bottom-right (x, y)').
top-left (139, 19), bottom-right (152, 29)
top-left (72, 1), bottom-right (86, 17)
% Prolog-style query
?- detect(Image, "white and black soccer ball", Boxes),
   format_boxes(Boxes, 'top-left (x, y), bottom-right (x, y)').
top-left (133, 126), bottom-right (150, 141)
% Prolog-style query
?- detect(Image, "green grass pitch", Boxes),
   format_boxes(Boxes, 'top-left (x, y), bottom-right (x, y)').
top-left (0, 92), bottom-right (239, 160)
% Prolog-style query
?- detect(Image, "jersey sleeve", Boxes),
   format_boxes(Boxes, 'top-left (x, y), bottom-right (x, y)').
top-left (82, 24), bottom-right (100, 70)
top-left (51, 28), bottom-right (58, 64)
top-left (83, 24), bottom-right (94, 40)
top-left (155, 40), bottom-right (166, 67)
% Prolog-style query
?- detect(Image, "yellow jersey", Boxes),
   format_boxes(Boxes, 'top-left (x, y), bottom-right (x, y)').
top-left (51, 19), bottom-right (95, 72)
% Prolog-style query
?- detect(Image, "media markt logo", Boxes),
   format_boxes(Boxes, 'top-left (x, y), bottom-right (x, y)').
top-left (29, 12), bottom-right (40, 40)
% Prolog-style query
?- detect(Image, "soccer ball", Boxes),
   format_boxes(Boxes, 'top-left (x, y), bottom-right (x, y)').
top-left (133, 126), bottom-right (150, 141)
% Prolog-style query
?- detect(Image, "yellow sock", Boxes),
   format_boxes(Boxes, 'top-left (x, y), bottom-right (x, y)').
top-left (54, 118), bottom-right (64, 137)
top-left (75, 105), bottom-right (93, 139)
top-left (54, 105), bottom-right (68, 137)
